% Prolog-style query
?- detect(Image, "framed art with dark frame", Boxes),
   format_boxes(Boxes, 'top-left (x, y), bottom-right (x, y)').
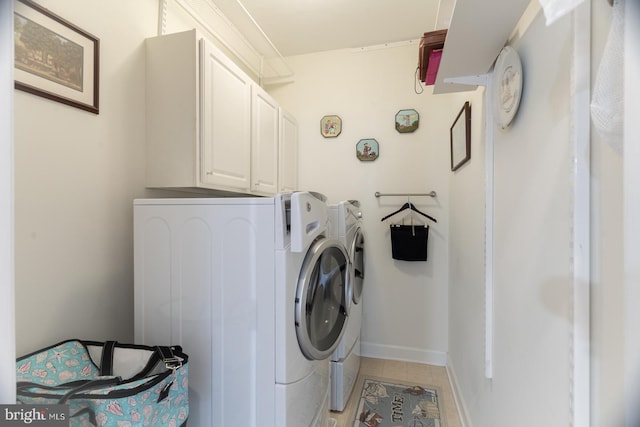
top-left (14, 0), bottom-right (100, 114)
top-left (450, 101), bottom-right (471, 171)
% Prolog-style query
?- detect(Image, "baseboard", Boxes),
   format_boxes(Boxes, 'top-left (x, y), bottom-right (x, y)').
top-left (446, 356), bottom-right (472, 427)
top-left (360, 341), bottom-right (447, 366)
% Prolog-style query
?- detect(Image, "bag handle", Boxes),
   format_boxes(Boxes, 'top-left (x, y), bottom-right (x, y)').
top-left (17, 379), bottom-right (94, 392)
top-left (99, 340), bottom-right (117, 376)
top-left (58, 377), bottom-right (122, 404)
top-left (128, 345), bottom-right (184, 381)
top-left (100, 341), bottom-right (183, 376)
top-left (155, 346), bottom-right (183, 371)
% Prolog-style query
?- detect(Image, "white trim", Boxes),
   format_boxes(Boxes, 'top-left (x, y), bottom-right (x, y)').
top-left (624, 1), bottom-right (640, 425)
top-left (446, 357), bottom-right (472, 427)
top-left (173, 0), bottom-right (262, 76)
top-left (571, 3), bottom-right (591, 426)
top-left (349, 39), bottom-right (420, 53)
top-left (0, 0), bottom-right (15, 404)
top-left (166, 0), bottom-right (294, 83)
top-left (442, 72), bottom-right (496, 380)
top-left (451, 73), bottom-right (496, 381)
top-left (435, 0), bottom-right (455, 29)
top-left (360, 341), bottom-right (447, 366)
top-left (158, 0), bottom-right (168, 35)
top-left (443, 74), bottom-right (488, 88)
top-left (484, 76), bottom-right (495, 381)
top-left (508, 0), bottom-right (541, 44)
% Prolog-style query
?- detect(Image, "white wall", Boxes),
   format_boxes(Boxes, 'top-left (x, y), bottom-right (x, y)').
top-left (13, 0), bottom-right (159, 355)
top-left (623, 2), bottom-right (640, 426)
top-left (446, 86), bottom-right (485, 423)
top-left (268, 46), bottom-right (467, 364)
top-left (448, 8), bottom-right (575, 427)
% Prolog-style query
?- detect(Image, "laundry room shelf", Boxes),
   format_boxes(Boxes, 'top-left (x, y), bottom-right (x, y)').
top-left (433, 0), bottom-right (530, 94)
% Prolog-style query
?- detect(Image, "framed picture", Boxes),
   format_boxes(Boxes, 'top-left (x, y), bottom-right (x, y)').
top-left (395, 109), bottom-right (419, 133)
top-left (321, 115), bottom-right (342, 138)
top-left (14, 0), bottom-right (100, 114)
top-left (356, 138), bottom-right (379, 161)
top-left (450, 102), bottom-right (471, 171)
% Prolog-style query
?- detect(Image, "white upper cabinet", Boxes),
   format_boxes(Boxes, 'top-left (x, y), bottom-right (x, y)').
top-left (200, 37), bottom-right (252, 191)
top-left (145, 29), bottom-right (297, 196)
top-left (251, 85), bottom-right (279, 196)
top-left (279, 109), bottom-right (298, 193)
top-left (146, 30), bottom-right (200, 190)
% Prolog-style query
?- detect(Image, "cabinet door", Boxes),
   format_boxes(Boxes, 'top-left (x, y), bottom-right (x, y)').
top-left (251, 86), bottom-right (279, 195)
top-left (279, 109), bottom-right (298, 192)
top-left (200, 39), bottom-right (252, 191)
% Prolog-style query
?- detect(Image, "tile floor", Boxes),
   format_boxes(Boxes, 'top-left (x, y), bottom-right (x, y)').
top-left (327, 357), bottom-right (463, 427)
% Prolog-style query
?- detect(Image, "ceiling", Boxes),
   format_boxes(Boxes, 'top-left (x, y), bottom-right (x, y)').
top-left (213, 0), bottom-right (443, 57)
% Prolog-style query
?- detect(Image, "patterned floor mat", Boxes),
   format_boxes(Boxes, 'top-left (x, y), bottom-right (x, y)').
top-left (351, 377), bottom-right (443, 427)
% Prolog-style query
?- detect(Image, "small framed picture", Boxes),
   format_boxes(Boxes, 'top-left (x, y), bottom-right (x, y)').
top-left (14, 0), bottom-right (100, 114)
top-left (356, 138), bottom-right (379, 161)
top-left (395, 109), bottom-right (419, 133)
top-left (450, 102), bottom-right (471, 171)
top-left (321, 115), bottom-right (342, 138)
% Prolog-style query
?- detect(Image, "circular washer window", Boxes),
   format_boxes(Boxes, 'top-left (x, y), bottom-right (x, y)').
top-left (295, 237), bottom-right (350, 360)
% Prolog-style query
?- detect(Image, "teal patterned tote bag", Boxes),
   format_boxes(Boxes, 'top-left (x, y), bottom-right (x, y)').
top-left (16, 340), bottom-right (188, 426)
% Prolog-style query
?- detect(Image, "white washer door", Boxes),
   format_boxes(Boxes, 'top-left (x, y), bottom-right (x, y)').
top-left (295, 237), bottom-right (350, 360)
top-left (351, 227), bottom-right (365, 304)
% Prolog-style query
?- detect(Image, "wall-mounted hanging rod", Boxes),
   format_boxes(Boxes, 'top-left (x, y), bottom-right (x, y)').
top-left (374, 191), bottom-right (437, 198)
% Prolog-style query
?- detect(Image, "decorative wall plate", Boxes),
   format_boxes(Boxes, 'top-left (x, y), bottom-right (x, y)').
top-left (492, 46), bottom-right (523, 129)
top-left (321, 115), bottom-right (342, 137)
top-left (395, 109), bottom-right (419, 133)
top-left (356, 139), bottom-right (379, 161)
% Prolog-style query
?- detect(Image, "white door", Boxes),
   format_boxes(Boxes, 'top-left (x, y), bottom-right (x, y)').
top-left (251, 85), bottom-right (279, 195)
top-left (200, 39), bottom-right (252, 191)
top-left (279, 109), bottom-right (298, 192)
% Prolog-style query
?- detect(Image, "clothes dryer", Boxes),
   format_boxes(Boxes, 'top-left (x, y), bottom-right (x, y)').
top-left (134, 192), bottom-right (350, 427)
top-left (327, 200), bottom-right (366, 412)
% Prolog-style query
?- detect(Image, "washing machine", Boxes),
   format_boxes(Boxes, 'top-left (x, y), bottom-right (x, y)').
top-left (275, 192), bottom-right (351, 427)
top-left (328, 200), bottom-right (366, 412)
top-left (134, 192), bottom-right (350, 427)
